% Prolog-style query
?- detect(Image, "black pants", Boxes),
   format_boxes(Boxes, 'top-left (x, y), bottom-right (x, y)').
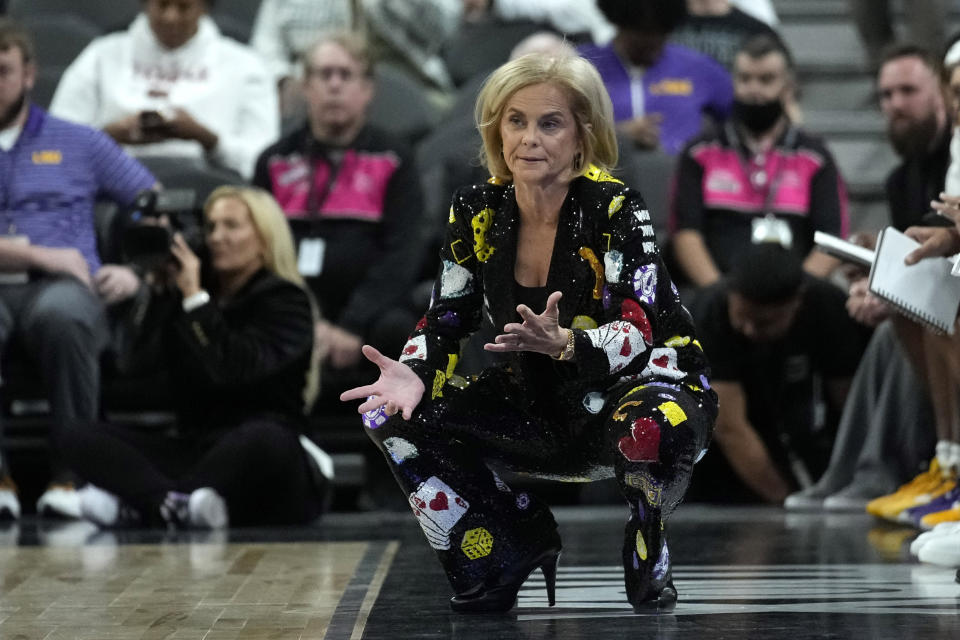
top-left (363, 366), bottom-right (713, 605)
top-left (58, 419), bottom-right (324, 526)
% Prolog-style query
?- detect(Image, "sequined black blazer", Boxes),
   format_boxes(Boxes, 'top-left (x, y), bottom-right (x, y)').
top-left (401, 166), bottom-right (717, 416)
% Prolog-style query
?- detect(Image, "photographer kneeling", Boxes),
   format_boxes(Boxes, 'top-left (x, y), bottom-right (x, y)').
top-left (59, 186), bottom-right (329, 529)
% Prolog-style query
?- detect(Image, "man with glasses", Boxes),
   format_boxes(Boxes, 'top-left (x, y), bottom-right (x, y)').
top-left (253, 32), bottom-right (424, 408)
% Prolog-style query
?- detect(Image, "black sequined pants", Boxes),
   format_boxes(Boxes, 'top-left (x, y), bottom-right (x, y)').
top-left (363, 367), bottom-right (713, 605)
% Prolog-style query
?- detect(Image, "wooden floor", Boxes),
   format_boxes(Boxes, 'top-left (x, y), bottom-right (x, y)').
top-left (1, 505), bottom-right (959, 639)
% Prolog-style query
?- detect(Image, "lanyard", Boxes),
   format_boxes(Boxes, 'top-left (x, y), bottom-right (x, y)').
top-left (305, 140), bottom-right (345, 229)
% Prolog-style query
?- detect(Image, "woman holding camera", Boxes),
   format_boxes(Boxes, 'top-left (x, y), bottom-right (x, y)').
top-left (60, 186), bottom-right (328, 528)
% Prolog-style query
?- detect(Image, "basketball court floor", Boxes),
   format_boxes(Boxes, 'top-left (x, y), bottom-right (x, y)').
top-left (1, 505), bottom-right (958, 639)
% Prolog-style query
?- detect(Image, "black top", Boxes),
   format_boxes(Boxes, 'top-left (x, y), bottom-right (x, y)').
top-left (885, 127), bottom-right (954, 231)
top-left (514, 281), bottom-right (549, 315)
top-left (670, 8), bottom-right (779, 70)
top-left (252, 124), bottom-right (425, 338)
top-left (688, 276), bottom-right (869, 499)
top-left (122, 269), bottom-right (315, 432)
top-left (671, 124), bottom-right (847, 278)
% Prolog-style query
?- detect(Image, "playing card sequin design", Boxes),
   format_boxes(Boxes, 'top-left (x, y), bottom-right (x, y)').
top-left (641, 347), bottom-right (685, 379)
top-left (585, 320), bottom-right (647, 374)
top-left (399, 335), bottom-right (427, 363)
top-left (409, 476), bottom-right (470, 551)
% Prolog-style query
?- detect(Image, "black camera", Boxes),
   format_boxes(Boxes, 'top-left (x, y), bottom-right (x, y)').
top-left (121, 189), bottom-right (201, 269)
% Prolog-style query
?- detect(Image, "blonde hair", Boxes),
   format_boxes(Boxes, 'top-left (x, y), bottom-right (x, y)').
top-left (203, 186), bottom-right (320, 412)
top-left (474, 52), bottom-right (618, 182)
top-left (204, 186), bottom-right (303, 286)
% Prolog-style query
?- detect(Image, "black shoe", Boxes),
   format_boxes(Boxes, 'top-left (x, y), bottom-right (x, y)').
top-left (449, 547), bottom-right (562, 613)
top-left (631, 580), bottom-right (677, 613)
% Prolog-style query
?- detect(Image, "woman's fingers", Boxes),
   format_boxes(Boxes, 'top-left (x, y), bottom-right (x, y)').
top-left (340, 384), bottom-right (380, 402)
top-left (515, 304), bottom-right (536, 322)
top-left (360, 344), bottom-right (400, 370)
top-left (544, 291), bottom-right (562, 316)
top-left (357, 394), bottom-right (388, 414)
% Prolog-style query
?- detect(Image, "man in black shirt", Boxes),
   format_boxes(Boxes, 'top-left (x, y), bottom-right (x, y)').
top-left (253, 32), bottom-right (425, 384)
top-left (879, 45), bottom-right (951, 233)
top-left (689, 243), bottom-right (867, 503)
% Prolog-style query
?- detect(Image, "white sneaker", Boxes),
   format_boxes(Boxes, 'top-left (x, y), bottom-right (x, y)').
top-left (188, 488), bottom-right (228, 529)
top-left (37, 484), bottom-right (82, 519)
top-left (784, 488), bottom-right (828, 511)
top-left (911, 522), bottom-right (960, 557)
top-left (916, 529), bottom-right (960, 567)
top-left (78, 484), bottom-right (120, 527)
top-left (0, 481), bottom-right (20, 520)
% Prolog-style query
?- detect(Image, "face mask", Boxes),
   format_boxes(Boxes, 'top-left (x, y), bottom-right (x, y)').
top-left (733, 98), bottom-right (784, 135)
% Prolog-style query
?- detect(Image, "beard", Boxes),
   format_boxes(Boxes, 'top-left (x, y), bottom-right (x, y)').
top-left (0, 87), bottom-right (27, 131)
top-left (887, 110), bottom-right (941, 158)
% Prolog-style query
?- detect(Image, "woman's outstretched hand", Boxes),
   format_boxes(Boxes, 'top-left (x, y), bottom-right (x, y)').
top-left (339, 345), bottom-right (426, 421)
top-left (484, 290), bottom-right (568, 357)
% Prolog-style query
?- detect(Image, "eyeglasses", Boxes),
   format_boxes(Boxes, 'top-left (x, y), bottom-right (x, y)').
top-left (305, 65), bottom-right (364, 83)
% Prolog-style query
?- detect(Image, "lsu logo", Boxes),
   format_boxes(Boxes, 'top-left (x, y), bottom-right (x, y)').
top-left (649, 79), bottom-right (694, 96)
top-left (32, 150), bottom-right (62, 165)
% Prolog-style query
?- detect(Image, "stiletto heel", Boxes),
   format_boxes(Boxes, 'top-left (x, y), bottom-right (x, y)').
top-left (450, 546), bottom-right (562, 613)
top-left (540, 552), bottom-right (560, 606)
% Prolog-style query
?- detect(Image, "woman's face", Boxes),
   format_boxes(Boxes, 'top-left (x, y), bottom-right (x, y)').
top-left (145, 0), bottom-right (206, 50)
top-left (499, 82), bottom-right (581, 187)
top-left (205, 197), bottom-right (265, 277)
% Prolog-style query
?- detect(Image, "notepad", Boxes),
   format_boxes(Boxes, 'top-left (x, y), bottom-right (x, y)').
top-left (814, 231), bottom-right (875, 267)
top-left (868, 227), bottom-right (960, 334)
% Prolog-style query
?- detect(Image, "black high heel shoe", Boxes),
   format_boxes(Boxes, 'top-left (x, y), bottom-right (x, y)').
top-left (449, 547), bottom-right (561, 613)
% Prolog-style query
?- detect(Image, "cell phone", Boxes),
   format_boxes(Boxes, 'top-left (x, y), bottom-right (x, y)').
top-left (139, 110), bottom-right (166, 132)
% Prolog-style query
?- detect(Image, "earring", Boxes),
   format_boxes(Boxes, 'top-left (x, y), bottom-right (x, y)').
top-left (573, 152), bottom-right (583, 171)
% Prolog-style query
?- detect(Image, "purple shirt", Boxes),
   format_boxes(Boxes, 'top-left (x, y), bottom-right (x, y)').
top-left (579, 42), bottom-right (733, 155)
top-left (0, 105), bottom-right (156, 273)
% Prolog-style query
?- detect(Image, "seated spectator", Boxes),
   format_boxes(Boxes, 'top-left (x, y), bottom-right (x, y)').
top-left (49, 0), bottom-right (278, 180)
top-left (580, 0), bottom-right (733, 154)
top-left (63, 186), bottom-right (330, 529)
top-left (670, 34), bottom-right (847, 290)
top-left (688, 243), bottom-right (868, 503)
top-left (252, 32), bottom-right (424, 398)
top-left (251, 0), bottom-right (462, 111)
top-left (785, 45), bottom-right (955, 515)
top-left (672, 0), bottom-right (780, 71)
top-left (0, 19), bottom-right (157, 521)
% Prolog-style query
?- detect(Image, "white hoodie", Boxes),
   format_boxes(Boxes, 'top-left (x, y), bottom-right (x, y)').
top-left (50, 14), bottom-right (278, 179)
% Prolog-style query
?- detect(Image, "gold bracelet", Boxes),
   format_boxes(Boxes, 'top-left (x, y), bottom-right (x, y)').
top-left (553, 329), bottom-right (575, 361)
